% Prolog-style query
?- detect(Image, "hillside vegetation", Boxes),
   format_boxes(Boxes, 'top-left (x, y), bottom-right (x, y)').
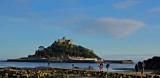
top-left (30, 37), bottom-right (99, 59)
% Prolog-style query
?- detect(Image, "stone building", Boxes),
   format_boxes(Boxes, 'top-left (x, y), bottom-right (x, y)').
top-left (58, 37), bottom-right (73, 44)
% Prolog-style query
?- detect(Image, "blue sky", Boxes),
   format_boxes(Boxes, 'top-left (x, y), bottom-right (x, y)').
top-left (0, 0), bottom-right (160, 60)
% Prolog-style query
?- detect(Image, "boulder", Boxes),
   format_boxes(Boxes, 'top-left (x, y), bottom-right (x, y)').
top-left (144, 56), bottom-right (160, 69)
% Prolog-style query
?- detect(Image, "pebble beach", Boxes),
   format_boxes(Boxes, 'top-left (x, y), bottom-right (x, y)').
top-left (0, 66), bottom-right (159, 78)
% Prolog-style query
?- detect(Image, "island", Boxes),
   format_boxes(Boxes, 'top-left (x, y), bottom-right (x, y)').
top-left (7, 37), bottom-right (104, 63)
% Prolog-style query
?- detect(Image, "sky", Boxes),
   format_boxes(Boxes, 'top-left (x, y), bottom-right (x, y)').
top-left (0, 0), bottom-right (160, 60)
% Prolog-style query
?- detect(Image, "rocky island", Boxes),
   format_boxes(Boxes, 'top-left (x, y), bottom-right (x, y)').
top-left (7, 37), bottom-right (103, 63)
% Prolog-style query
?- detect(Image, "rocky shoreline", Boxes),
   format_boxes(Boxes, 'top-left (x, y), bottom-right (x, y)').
top-left (0, 66), bottom-right (159, 78)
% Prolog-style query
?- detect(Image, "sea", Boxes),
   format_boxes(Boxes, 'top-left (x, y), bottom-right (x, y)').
top-left (0, 62), bottom-right (135, 72)
top-left (0, 55), bottom-right (156, 72)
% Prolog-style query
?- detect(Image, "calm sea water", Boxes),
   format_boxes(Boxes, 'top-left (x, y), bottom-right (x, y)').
top-left (0, 62), bottom-right (135, 72)
top-left (0, 55), bottom-right (155, 72)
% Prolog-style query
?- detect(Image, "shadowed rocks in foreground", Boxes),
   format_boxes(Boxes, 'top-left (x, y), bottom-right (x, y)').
top-left (0, 66), bottom-right (158, 78)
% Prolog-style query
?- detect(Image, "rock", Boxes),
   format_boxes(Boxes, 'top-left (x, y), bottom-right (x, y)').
top-left (144, 56), bottom-right (160, 69)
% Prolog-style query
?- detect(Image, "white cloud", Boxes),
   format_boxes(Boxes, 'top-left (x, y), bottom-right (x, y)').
top-left (21, 17), bottom-right (144, 39)
top-left (112, 0), bottom-right (138, 9)
top-left (7, 15), bottom-right (145, 39)
top-left (77, 18), bottom-right (145, 39)
top-left (149, 6), bottom-right (160, 13)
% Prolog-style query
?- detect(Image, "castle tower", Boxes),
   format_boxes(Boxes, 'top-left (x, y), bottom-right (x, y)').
top-left (57, 36), bottom-right (73, 44)
top-left (63, 36), bottom-right (66, 40)
top-left (68, 39), bottom-right (73, 44)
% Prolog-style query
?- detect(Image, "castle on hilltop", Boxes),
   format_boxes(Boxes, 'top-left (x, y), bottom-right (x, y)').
top-left (58, 37), bottom-right (73, 44)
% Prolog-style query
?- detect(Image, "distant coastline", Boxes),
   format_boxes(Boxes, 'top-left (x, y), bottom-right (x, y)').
top-left (105, 60), bottom-right (134, 64)
top-left (5, 59), bottom-right (134, 64)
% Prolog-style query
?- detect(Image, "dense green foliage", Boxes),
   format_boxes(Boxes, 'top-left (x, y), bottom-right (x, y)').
top-left (33, 41), bottom-right (99, 58)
